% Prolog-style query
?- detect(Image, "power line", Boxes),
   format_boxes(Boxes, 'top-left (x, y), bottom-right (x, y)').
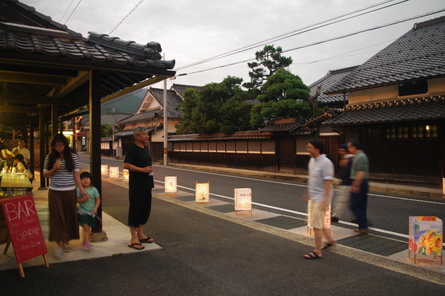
top-left (59, 0), bottom-right (75, 23)
top-left (182, 9), bottom-right (445, 77)
top-left (64, 0), bottom-right (83, 24)
top-left (176, 0), bottom-right (407, 71)
top-left (109, 0), bottom-right (145, 35)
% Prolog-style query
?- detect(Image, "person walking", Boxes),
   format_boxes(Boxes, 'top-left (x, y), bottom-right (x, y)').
top-left (331, 144), bottom-right (354, 223)
top-left (76, 171), bottom-right (101, 250)
top-left (348, 140), bottom-right (370, 234)
top-left (303, 138), bottom-right (336, 259)
top-left (123, 126), bottom-right (155, 250)
top-left (43, 134), bottom-right (88, 257)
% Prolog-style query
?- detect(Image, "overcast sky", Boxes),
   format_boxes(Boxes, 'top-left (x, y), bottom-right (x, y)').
top-left (22, 0), bottom-right (445, 89)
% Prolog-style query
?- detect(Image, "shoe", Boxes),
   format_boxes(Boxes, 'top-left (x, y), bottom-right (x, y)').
top-left (62, 243), bottom-right (72, 253)
top-left (303, 252), bottom-right (322, 259)
top-left (55, 247), bottom-right (64, 258)
top-left (128, 243), bottom-right (145, 250)
top-left (353, 228), bottom-right (368, 234)
top-left (331, 217), bottom-right (339, 223)
top-left (321, 242), bottom-right (336, 250)
top-left (139, 237), bottom-right (154, 243)
top-left (82, 242), bottom-right (93, 250)
top-left (350, 219), bottom-right (357, 223)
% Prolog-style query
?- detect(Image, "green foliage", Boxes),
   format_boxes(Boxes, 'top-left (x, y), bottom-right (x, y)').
top-left (176, 76), bottom-right (253, 135)
top-left (243, 45), bottom-right (293, 91)
top-left (101, 124), bottom-right (112, 137)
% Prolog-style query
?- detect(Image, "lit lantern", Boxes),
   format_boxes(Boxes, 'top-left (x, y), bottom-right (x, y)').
top-left (109, 166), bottom-right (119, 179)
top-left (408, 216), bottom-right (443, 264)
top-left (165, 176), bottom-right (177, 195)
top-left (195, 181), bottom-right (209, 204)
top-left (307, 200), bottom-right (331, 235)
top-left (101, 164), bottom-right (108, 176)
top-left (123, 169), bottom-right (129, 181)
top-left (234, 188), bottom-right (252, 215)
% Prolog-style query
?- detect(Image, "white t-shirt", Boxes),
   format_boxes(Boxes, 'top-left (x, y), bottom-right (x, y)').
top-left (308, 154), bottom-right (334, 203)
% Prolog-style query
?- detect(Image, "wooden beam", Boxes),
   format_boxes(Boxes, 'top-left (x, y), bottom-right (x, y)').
top-left (0, 94), bottom-right (60, 104)
top-left (46, 70), bottom-right (89, 99)
top-left (0, 106), bottom-right (48, 113)
top-left (0, 72), bottom-right (67, 85)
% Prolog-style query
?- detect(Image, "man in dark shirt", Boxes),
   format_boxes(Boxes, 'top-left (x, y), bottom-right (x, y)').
top-left (123, 127), bottom-right (155, 250)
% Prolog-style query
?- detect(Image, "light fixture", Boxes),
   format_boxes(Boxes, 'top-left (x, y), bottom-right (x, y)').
top-left (123, 169), bottom-right (129, 181)
top-left (408, 216), bottom-right (443, 264)
top-left (195, 182), bottom-right (209, 204)
top-left (234, 188), bottom-right (252, 215)
top-left (101, 164), bottom-right (108, 176)
top-left (109, 167), bottom-right (119, 179)
top-left (165, 176), bottom-right (177, 195)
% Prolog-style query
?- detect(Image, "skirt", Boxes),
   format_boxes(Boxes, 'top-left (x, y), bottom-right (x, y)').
top-left (48, 189), bottom-right (80, 242)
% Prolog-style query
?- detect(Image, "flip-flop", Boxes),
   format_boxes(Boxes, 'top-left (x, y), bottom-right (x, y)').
top-left (139, 237), bottom-right (154, 243)
top-left (321, 243), bottom-right (335, 250)
top-left (128, 243), bottom-right (145, 250)
top-left (303, 252), bottom-right (321, 259)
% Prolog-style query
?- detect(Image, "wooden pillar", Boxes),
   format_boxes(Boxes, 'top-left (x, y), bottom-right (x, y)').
top-left (51, 104), bottom-right (58, 137)
top-left (89, 70), bottom-right (103, 232)
top-left (38, 113), bottom-right (46, 190)
top-left (29, 119), bottom-right (35, 177)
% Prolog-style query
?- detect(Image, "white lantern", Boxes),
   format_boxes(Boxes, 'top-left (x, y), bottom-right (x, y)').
top-left (109, 166), bottom-right (119, 179)
top-left (123, 169), bottom-right (129, 181)
top-left (195, 182), bottom-right (209, 204)
top-left (101, 164), bottom-right (108, 176)
top-left (234, 188), bottom-right (252, 215)
top-left (165, 176), bottom-right (177, 195)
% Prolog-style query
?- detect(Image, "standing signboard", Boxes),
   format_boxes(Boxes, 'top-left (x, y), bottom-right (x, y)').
top-left (1, 195), bottom-right (49, 277)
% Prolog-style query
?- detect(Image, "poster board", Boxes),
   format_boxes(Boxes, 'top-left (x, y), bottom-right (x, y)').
top-left (1, 195), bottom-right (48, 263)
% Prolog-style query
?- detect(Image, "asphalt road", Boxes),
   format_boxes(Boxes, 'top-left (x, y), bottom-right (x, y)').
top-left (84, 154), bottom-right (445, 239)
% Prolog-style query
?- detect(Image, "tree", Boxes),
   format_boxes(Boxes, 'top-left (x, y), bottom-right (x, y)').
top-left (250, 68), bottom-right (319, 129)
top-left (243, 45), bottom-right (293, 92)
top-left (176, 76), bottom-right (253, 134)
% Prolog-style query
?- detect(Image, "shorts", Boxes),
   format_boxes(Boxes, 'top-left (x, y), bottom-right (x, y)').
top-left (309, 201), bottom-right (326, 230)
top-left (78, 213), bottom-right (95, 227)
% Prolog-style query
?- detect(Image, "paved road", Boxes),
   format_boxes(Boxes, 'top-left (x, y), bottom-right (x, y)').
top-left (86, 154), bottom-right (445, 239)
top-left (2, 178), bottom-right (444, 295)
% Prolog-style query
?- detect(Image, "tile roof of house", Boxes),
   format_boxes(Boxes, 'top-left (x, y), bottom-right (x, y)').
top-left (327, 16), bottom-right (445, 94)
top-left (328, 96), bottom-right (445, 125)
top-left (259, 123), bottom-right (301, 132)
top-left (171, 83), bottom-right (201, 98)
top-left (309, 66), bottom-right (358, 105)
top-left (169, 131), bottom-right (273, 141)
top-left (118, 108), bottom-right (160, 124)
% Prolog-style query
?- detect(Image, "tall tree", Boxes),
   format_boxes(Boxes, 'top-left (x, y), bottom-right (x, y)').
top-left (243, 45), bottom-right (293, 92)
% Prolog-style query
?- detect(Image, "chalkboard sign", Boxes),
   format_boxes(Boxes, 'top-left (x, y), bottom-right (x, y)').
top-left (1, 195), bottom-right (47, 263)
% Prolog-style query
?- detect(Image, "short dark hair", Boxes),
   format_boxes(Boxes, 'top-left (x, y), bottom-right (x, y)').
top-left (348, 140), bottom-right (362, 150)
top-left (308, 138), bottom-right (324, 154)
top-left (80, 171), bottom-right (93, 185)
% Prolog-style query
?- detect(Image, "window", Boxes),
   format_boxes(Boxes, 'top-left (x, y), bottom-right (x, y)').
top-left (398, 80), bottom-right (428, 96)
top-left (386, 125), bottom-right (438, 139)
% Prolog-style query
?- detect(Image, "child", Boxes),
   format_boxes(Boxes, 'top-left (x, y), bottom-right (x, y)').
top-left (13, 154), bottom-right (33, 181)
top-left (76, 171), bottom-right (101, 249)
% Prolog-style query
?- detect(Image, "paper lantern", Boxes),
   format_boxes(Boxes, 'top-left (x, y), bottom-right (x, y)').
top-left (195, 182), bottom-right (209, 204)
top-left (101, 164), bottom-right (108, 176)
top-left (123, 169), bottom-right (129, 181)
top-left (234, 188), bottom-right (252, 215)
top-left (408, 216), bottom-right (443, 264)
top-left (109, 166), bottom-right (119, 179)
top-left (165, 176), bottom-right (177, 195)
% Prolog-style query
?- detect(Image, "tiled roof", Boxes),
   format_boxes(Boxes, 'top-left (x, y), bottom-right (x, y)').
top-left (0, 26), bottom-right (175, 69)
top-left (309, 66), bottom-right (358, 105)
top-left (327, 16), bottom-right (445, 93)
top-left (328, 96), bottom-right (445, 125)
top-left (118, 109), bottom-right (160, 124)
top-left (171, 83), bottom-right (201, 98)
top-left (259, 123), bottom-right (301, 132)
top-left (149, 87), bottom-right (184, 118)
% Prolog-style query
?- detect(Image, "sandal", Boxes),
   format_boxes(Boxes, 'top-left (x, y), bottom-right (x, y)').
top-left (353, 228), bottom-right (368, 234)
top-left (128, 243), bottom-right (145, 250)
top-left (303, 252), bottom-right (322, 259)
top-left (321, 242), bottom-right (335, 250)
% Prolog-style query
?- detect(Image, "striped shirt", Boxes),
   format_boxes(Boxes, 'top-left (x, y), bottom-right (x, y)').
top-left (43, 153), bottom-right (80, 191)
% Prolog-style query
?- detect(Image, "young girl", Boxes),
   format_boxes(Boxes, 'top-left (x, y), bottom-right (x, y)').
top-left (13, 154), bottom-right (33, 181)
top-left (76, 171), bottom-right (101, 249)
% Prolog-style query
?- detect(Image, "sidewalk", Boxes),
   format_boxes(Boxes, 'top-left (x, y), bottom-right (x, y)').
top-left (1, 172), bottom-right (444, 285)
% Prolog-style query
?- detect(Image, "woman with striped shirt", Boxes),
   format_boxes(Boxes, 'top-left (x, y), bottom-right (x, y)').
top-left (43, 134), bottom-right (88, 257)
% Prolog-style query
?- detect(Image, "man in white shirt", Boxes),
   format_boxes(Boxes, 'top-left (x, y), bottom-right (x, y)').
top-left (12, 139), bottom-right (30, 164)
top-left (303, 138), bottom-right (336, 259)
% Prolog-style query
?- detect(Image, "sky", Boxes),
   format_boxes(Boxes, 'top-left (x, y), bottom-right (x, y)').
top-left (21, 0), bottom-right (445, 90)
